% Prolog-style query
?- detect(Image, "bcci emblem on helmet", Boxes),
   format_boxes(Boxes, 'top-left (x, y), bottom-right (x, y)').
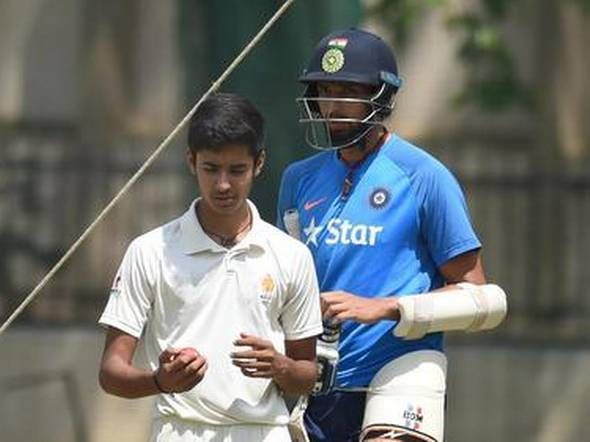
top-left (321, 38), bottom-right (348, 74)
top-left (322, 48), bottom-right (345, 73)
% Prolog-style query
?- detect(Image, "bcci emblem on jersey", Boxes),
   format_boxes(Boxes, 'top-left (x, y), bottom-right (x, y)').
top-left (370, 187), bottom-right (391, 209)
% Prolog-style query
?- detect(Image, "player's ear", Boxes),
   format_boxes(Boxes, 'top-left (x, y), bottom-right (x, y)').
top-left (254, 150), bottom-right (265, 177)
top-left (186, 149), bottom-right (197, 175)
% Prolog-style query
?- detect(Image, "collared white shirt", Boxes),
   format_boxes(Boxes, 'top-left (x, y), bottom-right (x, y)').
top-left (99, 199), bottom-right (323, 425)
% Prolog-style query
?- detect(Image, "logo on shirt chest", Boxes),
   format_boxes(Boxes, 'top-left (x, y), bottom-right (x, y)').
top-left (303, 217), bottom-right (384, 247)
top-left (303, 197), bottom-right (327, 211)
top-left (259, 274), bottom-right (275, 304)
top-left (369, 187), bottom-right (391, 209)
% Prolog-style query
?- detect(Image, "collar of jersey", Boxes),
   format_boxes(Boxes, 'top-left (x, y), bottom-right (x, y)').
top-left (180, 198), bottom-right (266, 254)
top-left (332, 132), bottom-right (393, 173)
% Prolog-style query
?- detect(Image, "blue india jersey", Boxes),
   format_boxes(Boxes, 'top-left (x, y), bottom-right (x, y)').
top-left (277, 134), bottom-right (481, 388)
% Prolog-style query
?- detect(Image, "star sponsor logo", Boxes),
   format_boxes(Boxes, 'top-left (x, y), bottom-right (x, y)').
top-left (303, 217), bottom-right (323, 246)
top-left (303, 217), bottom-right (383, 247)
top-left (303, 197), bottom-right (327, 211)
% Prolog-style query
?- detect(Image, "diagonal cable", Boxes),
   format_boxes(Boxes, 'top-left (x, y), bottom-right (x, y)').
top-left (0, 0), bottom-right (297, 337)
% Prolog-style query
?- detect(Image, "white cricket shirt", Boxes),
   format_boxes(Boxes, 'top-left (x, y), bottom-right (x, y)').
top-left (99, 199), bottom-right (323, 425)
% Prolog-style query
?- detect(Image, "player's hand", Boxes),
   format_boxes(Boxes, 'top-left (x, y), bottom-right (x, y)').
top-left (154, 347), bottom-right (208, 393)
top-left (321, 291), bottom-right (400, 324)
top-left (231, 333), bottom-right (288, 379)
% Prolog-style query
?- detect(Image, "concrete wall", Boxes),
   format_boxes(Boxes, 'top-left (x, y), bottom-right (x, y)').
top-left (0, 328), bottom-right (153, 442)
top-left (446, 344), bottom-right (590, 441)
top-left (1, 329), bottom-right (589, 442)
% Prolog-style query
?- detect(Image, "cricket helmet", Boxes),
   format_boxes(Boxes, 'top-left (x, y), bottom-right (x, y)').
top-left (297, 28), bottom-right (402, 151)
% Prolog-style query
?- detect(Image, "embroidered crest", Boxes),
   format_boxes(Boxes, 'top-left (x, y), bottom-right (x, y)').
top-left (322, 48), bottom-right (345, 73)
top-left (259, 274), bottom-right (275, 304)
top-left (369, 187), bottom-right (391, 209)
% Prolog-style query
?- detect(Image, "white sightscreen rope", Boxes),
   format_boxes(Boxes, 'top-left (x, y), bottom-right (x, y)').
top-left (0, 0), bottom-right (297, 337)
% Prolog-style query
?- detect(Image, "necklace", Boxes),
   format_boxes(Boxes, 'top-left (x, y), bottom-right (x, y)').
top-left (339, 131), bottom-right (388, 200)
top-left (200, 210), bottom-right (252, 248)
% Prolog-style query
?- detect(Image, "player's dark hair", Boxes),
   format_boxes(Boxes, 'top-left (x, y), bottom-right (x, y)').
top-left (188, 93), bottom-right (264, 157)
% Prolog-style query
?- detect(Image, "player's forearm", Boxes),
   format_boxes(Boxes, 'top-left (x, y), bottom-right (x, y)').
top-left (381, 297), bottom-right (401, 321)
top-left (273, 358), bottom-right (318, 395)
top-left (99, 358), bottom-right (160, 398)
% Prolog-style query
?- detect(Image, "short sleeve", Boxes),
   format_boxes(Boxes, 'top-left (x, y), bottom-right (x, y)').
top-left (276, 165), bottom-right (295, 231)
top-left (98, 239), bottom-right (155, 337)
top-left (279, 246), bottom-right (323, 341)
top-left (418, 163), bottom-right (481, 267)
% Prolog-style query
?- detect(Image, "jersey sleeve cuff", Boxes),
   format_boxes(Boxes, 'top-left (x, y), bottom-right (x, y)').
top-left (284, 324), bottom-right (324, 341)
top-left (98, 314), bottom-right (143, 338)
top-left (435, 239), bottom-right (482, 267)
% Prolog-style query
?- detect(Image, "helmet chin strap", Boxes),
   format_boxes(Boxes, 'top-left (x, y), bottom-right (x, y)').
top-left (331, 124), bottom-right (370, 151)
top-left (336, 124), bottom-right (387, 154)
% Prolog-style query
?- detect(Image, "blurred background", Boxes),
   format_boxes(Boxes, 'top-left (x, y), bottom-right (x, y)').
top-left (1, 0), bottom-right (589, 441)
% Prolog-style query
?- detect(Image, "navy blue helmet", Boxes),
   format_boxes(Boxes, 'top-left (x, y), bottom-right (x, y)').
top-left (296, 28), bottom-right (402, 151)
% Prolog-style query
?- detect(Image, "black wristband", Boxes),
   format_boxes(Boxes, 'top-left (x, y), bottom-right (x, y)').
top-left (153, 371), bottom-right (167, 394)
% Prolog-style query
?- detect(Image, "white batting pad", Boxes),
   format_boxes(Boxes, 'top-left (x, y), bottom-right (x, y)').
top-left (361, 350), bottom-right (446, 442)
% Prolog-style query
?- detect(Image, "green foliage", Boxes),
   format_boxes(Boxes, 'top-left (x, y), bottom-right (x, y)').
top-left (368, 0), bottom-right (533, 112)
top-left (481, 0), bottom-right (511, 18)
top-left (446, 6), bottom-right (533, 111)
top-left (573, 0), bottom-right (590, 13)
top-left (366, 0), bottom-right (444, 46)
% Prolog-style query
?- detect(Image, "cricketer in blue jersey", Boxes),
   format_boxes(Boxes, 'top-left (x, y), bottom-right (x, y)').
top-left (277, 29), bottom-right (487, 442)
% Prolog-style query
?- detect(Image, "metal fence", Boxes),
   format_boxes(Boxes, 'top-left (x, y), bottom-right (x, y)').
top-left (1, 127), bottom-right (589, 343)
top-left (433, 135), bottom-right (590, 345)
top-left (0, 125), bottom-right (190, 325)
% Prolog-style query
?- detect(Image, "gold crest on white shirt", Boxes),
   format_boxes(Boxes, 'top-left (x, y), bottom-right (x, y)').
top-left (259, 274), bottom-right (275, 304)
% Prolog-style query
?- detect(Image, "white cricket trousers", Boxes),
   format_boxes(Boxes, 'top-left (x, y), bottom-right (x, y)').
top-left (149, 417), bottom-right (292, 442)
